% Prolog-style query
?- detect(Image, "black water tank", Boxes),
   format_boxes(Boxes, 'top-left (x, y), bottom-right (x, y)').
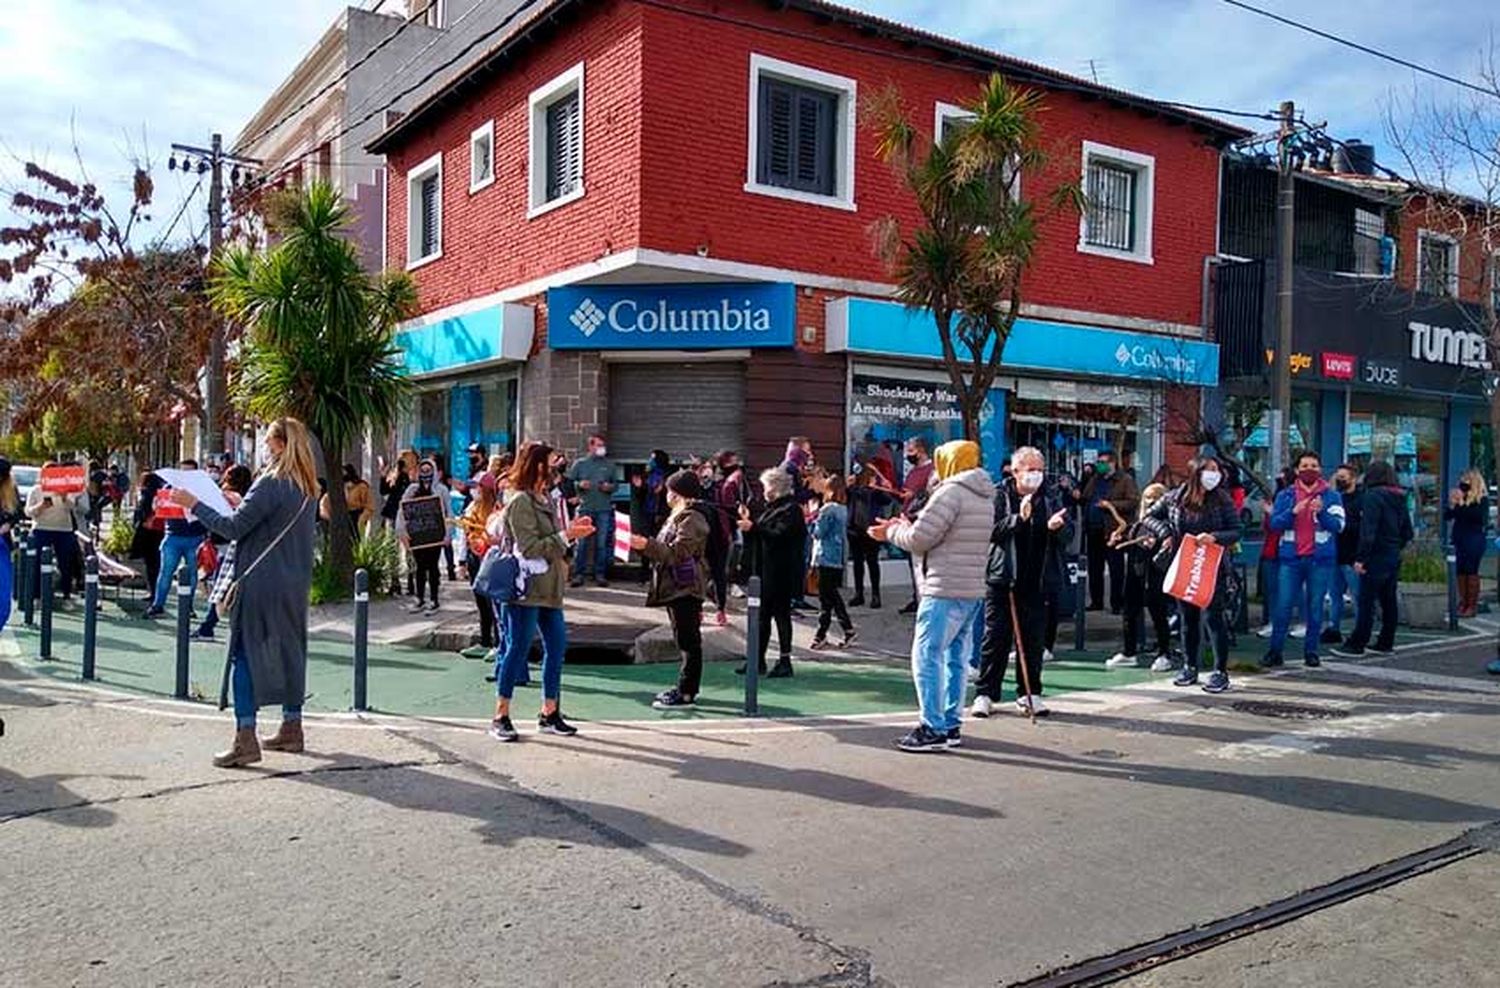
top-left (1334, 140), bottom-right (1376, 176)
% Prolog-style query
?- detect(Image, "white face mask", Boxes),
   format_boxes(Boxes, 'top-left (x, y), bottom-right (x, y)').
top-left (1200, 470), bottom-right (1222, 491)
top-left (1019, 469), bottom-right (1044, 491)
top-left (592, 446), bottom-right (607, 458)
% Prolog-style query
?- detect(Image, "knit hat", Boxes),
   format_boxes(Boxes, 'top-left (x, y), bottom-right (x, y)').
top-left (666, 470), bottom-right (703, 501)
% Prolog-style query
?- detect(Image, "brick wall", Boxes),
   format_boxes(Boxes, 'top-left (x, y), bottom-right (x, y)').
top-left (1392, 194), bottom-right (1497, 307)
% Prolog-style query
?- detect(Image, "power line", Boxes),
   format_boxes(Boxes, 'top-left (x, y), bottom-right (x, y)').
top-left (343, 0), bottom-right (490, 123)
top-left (1219, 0), bottom-right (1499, 100)
top-left (155, 173), bottom-right (205, 246)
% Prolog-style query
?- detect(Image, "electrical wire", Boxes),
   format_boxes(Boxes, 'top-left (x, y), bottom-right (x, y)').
top-left (343, 0), bottom-right (491, 122)
top-left (1219, 0), bottom-right (1499, 100)
top-left (154, 173), bottom-right (206, 246)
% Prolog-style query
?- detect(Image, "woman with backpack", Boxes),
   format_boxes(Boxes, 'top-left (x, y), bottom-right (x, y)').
top-left (1147, 458), bottom-right (1242, 693)
top-left (810, 473), bottom-right (856, 650)
top-left (1106, 482), bottom-right (1176, 672)
top-left (632, 471), bottom-right (712, 709)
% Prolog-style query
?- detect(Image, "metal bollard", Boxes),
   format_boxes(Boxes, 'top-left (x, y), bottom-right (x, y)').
top-left (82, 554), bottom-right (99, 680)
top-left (743, 575), bottom-right (761, 717)
top-left (22, 535), bottom-right (36, 626)
top-left (174, 568), bottom-right (192, 699)
top-left (353, 568), bottom-right (369, 712)
top-left (1072, 554), bottom-right (1087, 652)
top-left (1446, 546), bottom-right (1459, 631)
top-left (38, 546), bottom-right (54, 659)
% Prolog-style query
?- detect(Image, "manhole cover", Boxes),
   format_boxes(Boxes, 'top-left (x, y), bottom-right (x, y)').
top-left (1230, 700), bottom-right (1350, 721)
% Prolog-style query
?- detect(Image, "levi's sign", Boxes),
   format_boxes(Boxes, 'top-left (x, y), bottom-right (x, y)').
top-left (547, 282), bottom-right (796, 350)
top-left (1321, 352), bottom-right (1355, 380)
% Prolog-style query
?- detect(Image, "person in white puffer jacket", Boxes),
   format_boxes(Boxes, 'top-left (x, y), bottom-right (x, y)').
top-left (871, 440), bottom-right (995, 753)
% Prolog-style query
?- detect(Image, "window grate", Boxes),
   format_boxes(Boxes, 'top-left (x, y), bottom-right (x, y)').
top-left (1418, 235), bottom-right (1455, 298)
top-left (545, 91), bottom-right (581, 202)
top-left (757, 78), bottom-right (838, 197)
top-left (1085, 159), bottom-right (1136, 252)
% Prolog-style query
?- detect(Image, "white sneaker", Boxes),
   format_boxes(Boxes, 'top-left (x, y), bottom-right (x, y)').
top-left (1008, 649), bottom-right (1017, 662)
top-left (1043, 649), bottom-right (1055, 663)
top-left (1255, 624), bottom-right (1273, 638)
top-left (1015, 694), bottom-right (1050, 717)
top-left (730, 585), bottom-right (747, 599)
top-left (1149, 655), bottom-right (1174, 673)
top-left (1289, 623), bottom-right (1307, 640)
top-left (1105, 652), bottom-right (1138, 669)
top-left (971, 695), bottom-right (994, 718)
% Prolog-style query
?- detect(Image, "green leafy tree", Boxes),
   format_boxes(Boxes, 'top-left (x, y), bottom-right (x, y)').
top-left (210, 182), bottom-right (417, 589)
top-left (868, 74), bottom-right (1080, 441)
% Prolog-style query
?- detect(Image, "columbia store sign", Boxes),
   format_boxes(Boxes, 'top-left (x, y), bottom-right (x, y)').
top-left (547, 282), bottom-right (796, 350)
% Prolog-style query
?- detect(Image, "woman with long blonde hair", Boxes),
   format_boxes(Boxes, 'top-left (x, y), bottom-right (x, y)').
top-left (169, 417), bottom-right (319, 767)
top-left (0, 458), bottom-right (22, 633)
top-left (1445, 467), bottom-right (1489, 617)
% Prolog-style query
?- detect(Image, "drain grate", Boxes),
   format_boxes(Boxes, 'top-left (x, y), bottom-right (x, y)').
top-left (1231, 700), bottom-right (1350, 721)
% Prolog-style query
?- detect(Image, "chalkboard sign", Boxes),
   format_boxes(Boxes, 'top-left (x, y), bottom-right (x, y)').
top-left (400, 495), bottom-right (448, 549)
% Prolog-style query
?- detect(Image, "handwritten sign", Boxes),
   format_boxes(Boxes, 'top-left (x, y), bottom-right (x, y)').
top-left (40, 464), bottom-right (87, 495)
top-left (400, 495), bottom-right (448, 550)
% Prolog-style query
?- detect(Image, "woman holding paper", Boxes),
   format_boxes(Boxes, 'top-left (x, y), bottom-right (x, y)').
top-left (1148, 457), bottom-right (1242, 694)
top-left (167, 417), bottom-right (318, 768)
top-left (0, 459), bottom-right (22, 633)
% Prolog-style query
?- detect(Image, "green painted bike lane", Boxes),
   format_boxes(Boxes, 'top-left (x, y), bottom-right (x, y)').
top-left (4, 604), bottom-right (1460, 723)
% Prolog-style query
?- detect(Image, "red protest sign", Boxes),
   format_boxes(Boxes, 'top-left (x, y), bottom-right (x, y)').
top-left (152, 488), bottom-right (186, 521)
top-left (1162, 537), bottom-right (1225, 610)
top-left (40, 464), bottom-right (87, 495)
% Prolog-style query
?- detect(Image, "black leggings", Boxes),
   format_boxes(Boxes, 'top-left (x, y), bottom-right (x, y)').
top-left (412, 546), bottom-right (442, 604)
top-left (849, 530), bottom-right (881, 599)
top-left (1181, 600), bottom-right (1230, 674)
top-left (816, 566), bottom-right (852, 639)
top-left (707, 544), bottom-right (729, 611)
top-left (756, 591), bottom-right (794, 665)
top-left (668, 596), bottom-right (705, 696)
top-left (1122, 563), bottom-right (1171, 657)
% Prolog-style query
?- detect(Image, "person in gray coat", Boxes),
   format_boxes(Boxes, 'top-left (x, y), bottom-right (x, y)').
top-left (169, 417), bottom-right (319, 768)
top-left (871, 440), bottom-right (995, 753)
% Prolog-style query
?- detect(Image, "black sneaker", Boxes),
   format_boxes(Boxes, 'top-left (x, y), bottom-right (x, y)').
top-left (1303, 654), bottom-right (1322, 668)
top-left (895, 725), bottom-right (948, 753)
top-left (488, 716), bottom-right (519, 742)
top-left (839, 630), bottom-right (858, 649)
top-left (869, 594), bottom-right (882, 610)
top-left (1368, 644), bottom-right (1396, 655)
top-left (808, 637), bottom-right (830, 651)
top-left (945, 727), bottom-right (962, 749)
top-left (766, 659), bottom-right (794, 679)
top-left (848, 596), bottom-right (866, 608)
top-left (594, 578), bottom-right (610, 589)
top-left (568, 576), bottom-right (585, 588)
top-left (1331, 644), bottom-right (1366, 658)
top-left (1259, 652), bottom-right (1285, 669)
top-left (1202, 671), bottom-right (1231, 694)
top-left (652, 689), bottom-right (695, 710)
top-left (142, 606), bottom-right (165, 619)
top-left (734, 661), bottom-right (768, 676)
top-left (898, 599), bottom-right (918, 615)
top-left (538, 710), bottom-right (579, 736)
top-left (1173, 667), bottom-right (1199, 687)
top-left (1319, 627), bottom-right (1344, 644)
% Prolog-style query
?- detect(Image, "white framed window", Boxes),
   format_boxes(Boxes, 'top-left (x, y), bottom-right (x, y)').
top-left (469, 119), bottom-right (494, 193)
top-left (405, 152), bottom-right (442, 270)
top-left (527, 62), bottom-right (585, 219)
top-left (1078, 141), bottom-right (1154, 265)
top-left (746, 53), bottom-right (857, 211)
top-left (1417, 230), bottom-right (1459, 298)
top-left (934, 101), bottom-right (1019, 199)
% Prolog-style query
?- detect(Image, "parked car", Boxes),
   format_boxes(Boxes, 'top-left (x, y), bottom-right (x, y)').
top-left (11, 464), bottom-right (39, 504)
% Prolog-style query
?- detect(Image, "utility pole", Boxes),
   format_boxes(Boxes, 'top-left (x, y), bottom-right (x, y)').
top-left (170, 134), bottom-right (258, 464)
top-left (1269, 99), bottom-right (1297, 484)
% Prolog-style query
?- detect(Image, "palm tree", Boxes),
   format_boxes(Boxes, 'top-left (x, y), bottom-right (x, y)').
top-left (210, 182), bottom-right (418, 589)
top-left (868, 74), bottom-right (1079, 440)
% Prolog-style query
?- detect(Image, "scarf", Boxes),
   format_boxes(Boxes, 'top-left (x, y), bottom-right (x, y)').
top-left (1294, 478), bottom-right (1329, 556)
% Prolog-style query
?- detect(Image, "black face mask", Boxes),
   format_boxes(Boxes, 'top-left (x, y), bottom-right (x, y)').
top-left (1460, 482), bottom-right (1472, 493)
top-left (418, 473), bottom-right (434, 488)
top-left (905, 454), bottom-right (920, 466)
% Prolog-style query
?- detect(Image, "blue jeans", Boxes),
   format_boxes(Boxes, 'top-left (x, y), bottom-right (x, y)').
top-left (575, 510), bottom-right (615, 580)
top-left (910, 596), bottom-right (983, 732)
top-left (231, 636), bottom-right (302, 729)
top-left (1328, 563), bottom-right (1360, 633)
top-left (496, 604), bottom-right (566, 701)
top-left (153, 533), bottom-right (203, 611)
top-left (1268, 557), bottom-right (1331, 658)
top-left (0, 545), bottom-right (11, 633)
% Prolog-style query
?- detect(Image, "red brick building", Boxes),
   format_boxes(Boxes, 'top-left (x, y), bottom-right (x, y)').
top-left (369, 0), bottom-right (1243, 480)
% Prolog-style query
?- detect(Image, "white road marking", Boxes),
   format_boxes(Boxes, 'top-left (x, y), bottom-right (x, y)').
top-left (1205, 711), bottom-right (1447, 761)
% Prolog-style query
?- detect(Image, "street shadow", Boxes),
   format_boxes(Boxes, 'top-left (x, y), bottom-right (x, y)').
top-left (0, 768), bottom-right (142, 828)
top-left (282, 753), bottom-right (752, 859)
top-left (571, 735), bottom-right (1002, 820)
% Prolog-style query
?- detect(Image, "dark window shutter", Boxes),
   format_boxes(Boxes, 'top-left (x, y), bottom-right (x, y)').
top-left (757, 78), bottom-right (837, 197)
top-left (758, 80), bottom-right (795, 187)
top-left (419, 174), bottom-right (439, 257)
top-left (545, 91), bottom-right (581, 201)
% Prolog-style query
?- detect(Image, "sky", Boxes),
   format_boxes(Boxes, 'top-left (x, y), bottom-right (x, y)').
top-left (0, 0), bottom-right (1495, 248)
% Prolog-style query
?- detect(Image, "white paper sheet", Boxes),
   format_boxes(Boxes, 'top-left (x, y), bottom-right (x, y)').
top-left (153, 468), bottom-right (234, 518)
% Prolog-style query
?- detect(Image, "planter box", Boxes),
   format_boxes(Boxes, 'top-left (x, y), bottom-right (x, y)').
top-left (1398, 582), bottom-right (1450, 629)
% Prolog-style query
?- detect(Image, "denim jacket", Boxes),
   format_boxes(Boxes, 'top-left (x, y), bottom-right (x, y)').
top-left (811, 501), bottom-right (848, 569)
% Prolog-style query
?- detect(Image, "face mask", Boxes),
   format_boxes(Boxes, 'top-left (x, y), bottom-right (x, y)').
top-left (1200, 470), bottom-right (1222, 491)
top-left (1460, 482), bottom-right (1472, 493)
top-left (1298, 469), bottom-right (1321, 486)
top-left (1019, 470), bottom-right (1044, 491)
top-left (592, 446), bottom-right (607, 458)
top-left (905, 454), bottom-right (920, 466)
top-left (1096, 461), bottom-right (1113, 475)
top-left (419, 473), bottom-right (434, 487)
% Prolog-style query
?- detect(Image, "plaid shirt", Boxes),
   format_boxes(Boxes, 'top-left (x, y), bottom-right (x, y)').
top-left (207, 543), bottom-right (237, 606)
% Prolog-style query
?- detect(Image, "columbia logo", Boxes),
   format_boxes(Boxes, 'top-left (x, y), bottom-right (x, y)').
top-left (1114, 343), bottom-right (1132, 365)
top-left (570, 298), bottom-right (606, 337)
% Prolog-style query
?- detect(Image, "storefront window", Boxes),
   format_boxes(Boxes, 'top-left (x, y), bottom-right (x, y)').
top-left (400, 377), bottom-right (518, 478)
top-left (1347, 403), bottom-right (1444, 536)
top-left (1009, 399), bottom-right (1140, 486)
top-left (847, 372), bottom-right (1002, 484)
top-left (1234, 396), bottom-right (1317, 483)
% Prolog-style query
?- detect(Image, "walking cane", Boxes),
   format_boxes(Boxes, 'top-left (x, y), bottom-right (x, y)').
top-left (1008, 590), bottom-right (1037, 725)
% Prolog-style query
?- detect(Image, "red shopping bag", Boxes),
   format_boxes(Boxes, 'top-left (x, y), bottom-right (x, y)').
top-left (1162, 537), bottom-right (1225, 609)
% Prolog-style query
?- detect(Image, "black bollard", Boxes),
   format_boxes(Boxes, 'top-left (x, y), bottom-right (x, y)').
top-left (22, 535), bottom-right (36, 627)
top-left (353, 568), bottom-right (369, 712)
top-left (744, 575), bottom-right (761, 717)
top-left (82, 554), bottom-right (99, 680)
top-left (1072, 554), bottom-right (1086, 653)
top-left (174, 567), bottom-right (191, 699)
top-left (38, 546), bottom-right (54, 660)
top-left (1446, 545), bottom-right (1459, 631)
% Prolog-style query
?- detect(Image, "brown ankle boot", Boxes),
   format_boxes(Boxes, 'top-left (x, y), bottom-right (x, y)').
top-left (261, 720), bottom-right (305, 753)
top-left (213, 728), bottom-right (262, 768)
top-left (1463, 575), bottom-right (1482, 617)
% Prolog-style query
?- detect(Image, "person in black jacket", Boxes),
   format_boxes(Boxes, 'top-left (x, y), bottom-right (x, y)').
top-left (735, 467), bottom-right (807, 678)
top-left (1335, 461), bottom-right (1413, 656)
top-left (846, 459), bottom-right (898, 609)
top-left (1149, 458), bottom-right (1242, 693)
top-left (1325, 464), bottom-right (1364, 643)
top-left (973, 447), bottom-right (1074, 718)
top-left (1443, 467), bottom-right (1488, 618)
top-left (1107, 482), bottom-right (1177, 671)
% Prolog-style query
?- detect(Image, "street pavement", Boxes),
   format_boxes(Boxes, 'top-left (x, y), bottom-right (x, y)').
top-left (3, 610), bottom-right (1499, 986)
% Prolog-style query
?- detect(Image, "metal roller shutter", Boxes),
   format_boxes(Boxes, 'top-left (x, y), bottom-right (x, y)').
top-left (608, 362), bottom-right (745, 462)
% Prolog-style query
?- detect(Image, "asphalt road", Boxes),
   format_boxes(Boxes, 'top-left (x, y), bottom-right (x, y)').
top-left (3, 631), bottom-right (1499, 987)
